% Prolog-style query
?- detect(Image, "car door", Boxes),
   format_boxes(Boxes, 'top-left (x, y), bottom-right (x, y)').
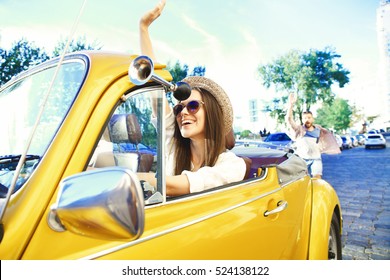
top-left (88, 170), bottom-right (312, 260)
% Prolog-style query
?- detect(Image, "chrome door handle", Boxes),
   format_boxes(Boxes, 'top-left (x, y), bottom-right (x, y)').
top-left (264, 201), bottom-right (288, 217)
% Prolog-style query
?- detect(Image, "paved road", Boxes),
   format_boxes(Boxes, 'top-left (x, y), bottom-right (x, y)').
top-left (322, 138), bottom-right (390, 260)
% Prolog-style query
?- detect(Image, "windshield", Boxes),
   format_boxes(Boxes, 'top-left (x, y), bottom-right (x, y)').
top-left (0, 60), bottom-right (87, 196)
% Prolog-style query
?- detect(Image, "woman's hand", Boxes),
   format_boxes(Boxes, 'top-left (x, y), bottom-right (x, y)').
top-left (140, 0), bottom-right (167, 30)
top-left (139, 0), bottom-right (167, 61)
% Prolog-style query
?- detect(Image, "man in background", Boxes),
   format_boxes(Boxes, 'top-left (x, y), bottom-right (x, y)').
top-left (285, 93), bottom-right (340, 178)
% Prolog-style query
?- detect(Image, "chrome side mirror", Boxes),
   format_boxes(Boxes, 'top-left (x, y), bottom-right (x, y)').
top-left (48, 167), bottom-right (144, 240)
top-left (128, 55), bottom-right (191, 101)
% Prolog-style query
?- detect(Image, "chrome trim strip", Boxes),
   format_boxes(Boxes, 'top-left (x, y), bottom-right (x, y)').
top-left (80, 172), bottom-right (280, 260)
top-left (279, 174), bottom-right (309, 188)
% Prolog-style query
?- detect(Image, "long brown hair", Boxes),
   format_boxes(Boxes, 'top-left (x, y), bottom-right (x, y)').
top-left (173, 88), bottom-right (226, 175)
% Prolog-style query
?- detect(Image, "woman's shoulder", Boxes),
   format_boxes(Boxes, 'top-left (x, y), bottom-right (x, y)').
top-left (218, 150), bottom-right (245, 163)
top-left (215, 151), bottom-right (247, 178)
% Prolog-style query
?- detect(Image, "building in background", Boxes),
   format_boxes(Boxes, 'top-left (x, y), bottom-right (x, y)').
top-left (376, 0), bottom-right (390, 130)
top-left (233, 98), bottom-right (263, 136)
top-left (233, 97), bottom-right (278, 137)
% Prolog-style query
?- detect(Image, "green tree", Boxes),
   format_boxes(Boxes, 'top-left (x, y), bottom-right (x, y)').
top-left (350, 104), bottom-right (365, 130)
top-left (166, 60), bottom-right (206, 82)
top-left (191, 65), bottom-right (206, 77)
top-left (167, 61), bottom-right (189, 83)
top-left (240, 129), bottom-right (252, 138)
top-left (165, 61), bottom-right (206, 104)
top-left (366, 115), bottom-right (380, 126)
top-left (316, 98), bottom-right (352, 133)
top-left (52, 36), bottom-right (102, 57)
top-left (0, 38), bottom-right (50, 86)
top-left (258, 47), bottom-right (350, 124)
top-left (0, 36), bottom-right (101, 86)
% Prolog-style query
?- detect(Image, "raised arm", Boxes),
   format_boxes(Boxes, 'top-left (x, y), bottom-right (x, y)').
top-left (139, 0), bottom-right (166, 61)
top-left (285, 92), bottom-right (302, 139)
top-left (286, 93), bottom-right (299, 126)
top-left (139, 0), bottom-right (171, 116)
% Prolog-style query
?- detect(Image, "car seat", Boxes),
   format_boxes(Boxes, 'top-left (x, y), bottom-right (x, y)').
top-left (225, 128), bottom-right (253, 179)
top-left (95, 114), bottom-right (154, 172)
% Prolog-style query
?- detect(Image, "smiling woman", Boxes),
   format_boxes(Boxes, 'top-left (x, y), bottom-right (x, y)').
top-left (136, 0), bottom-right (246, 196)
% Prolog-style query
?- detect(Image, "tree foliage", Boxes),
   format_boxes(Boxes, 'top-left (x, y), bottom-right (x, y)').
top-left (166, 60), bottom-right (206, 83)
top-left (258, 47), bottom-right (350, 124)
top-left (366, 115), bottom-right (380, 125)
top-left (0, 36), bottom-right (101, 87)
top-left (316, 98), bottom-right (352, 133)
top-left (165, 60), bottom-right (206, 104)
top-left (191, 65), bottom-right (206, 77)
top-left (52, 36), bottom-right (102, 57)
top-left (0, 39), bottom-right (50, 86)
top-left (167, 61), bottom-right (189, 83)
top-left (240, 129), bottom-right (252, 138)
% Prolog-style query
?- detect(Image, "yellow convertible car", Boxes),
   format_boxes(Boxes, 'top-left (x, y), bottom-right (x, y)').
top-left (0, 52), bottom-right (342, 260)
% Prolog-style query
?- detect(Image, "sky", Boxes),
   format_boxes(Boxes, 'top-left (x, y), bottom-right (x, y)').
top-left (0, 0), bottom-right (385, 131)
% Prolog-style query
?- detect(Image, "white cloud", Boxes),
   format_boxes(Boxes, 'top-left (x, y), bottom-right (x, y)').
top-left (181, 14), bottom-right (220, 46)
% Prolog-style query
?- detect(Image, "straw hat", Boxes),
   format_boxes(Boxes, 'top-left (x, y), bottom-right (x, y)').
top-left (182, 76), bottom-right (233, 134)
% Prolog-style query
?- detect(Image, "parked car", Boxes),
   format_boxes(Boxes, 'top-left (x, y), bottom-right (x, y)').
top-left (368, 129), bottom-right (379, 134)
top-left (0, 52), bottom-right (342, 260)
top-left (355, 134), bottom-right (366, 145)
top-left (258, 132), bottom-right (294, 151)
top-left (368, 129), bottom-right (385, 134)
top-left (334, 134), bottom-right (343, 150)
top-left (365, 134), bottom-right (387, 149)
top-left (341, 136), bottom-right (353, 149)
top-left (350, 136), bottom-right (359, 147)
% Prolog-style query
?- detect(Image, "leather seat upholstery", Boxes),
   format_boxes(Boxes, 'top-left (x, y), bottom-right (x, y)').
top-left (226, 128), bottom-right (252, 179)
top-left (98, 114), bottom-right (154, 172)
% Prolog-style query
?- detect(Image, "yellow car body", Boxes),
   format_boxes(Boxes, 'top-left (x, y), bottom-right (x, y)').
top-left (0, 52), bottom-right (342, 260)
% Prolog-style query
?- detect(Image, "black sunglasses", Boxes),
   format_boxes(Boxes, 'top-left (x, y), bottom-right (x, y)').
top-left (173, 100), bottom-right (205, 116)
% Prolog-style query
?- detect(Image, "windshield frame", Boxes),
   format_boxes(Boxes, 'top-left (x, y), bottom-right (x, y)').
top-left (0, 55), bottom-right (89, 198)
